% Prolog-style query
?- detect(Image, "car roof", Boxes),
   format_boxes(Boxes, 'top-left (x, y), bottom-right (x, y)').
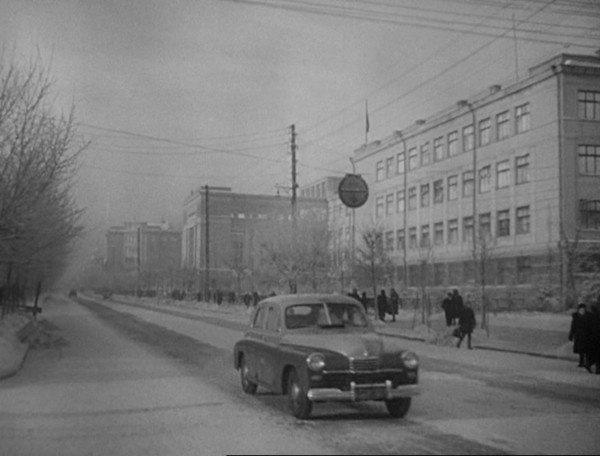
top-left (260, 293), bottom-right (359, 307)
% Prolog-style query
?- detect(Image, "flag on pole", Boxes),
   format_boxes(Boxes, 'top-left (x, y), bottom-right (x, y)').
top-left (365, 99), bottom-right (370, 134)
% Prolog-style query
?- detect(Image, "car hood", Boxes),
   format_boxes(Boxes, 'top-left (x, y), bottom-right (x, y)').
top-left (283, 332), bottom-right (383, 358)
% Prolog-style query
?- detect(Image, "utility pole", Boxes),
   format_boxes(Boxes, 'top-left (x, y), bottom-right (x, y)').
top-left (290, 124), bottom-right (298, 293)
top-left (204, 184), bottom-right (210, 302)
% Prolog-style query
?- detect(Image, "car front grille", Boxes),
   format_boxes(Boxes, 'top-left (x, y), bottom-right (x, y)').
top-left (349, 357), bottom-right (380, 372)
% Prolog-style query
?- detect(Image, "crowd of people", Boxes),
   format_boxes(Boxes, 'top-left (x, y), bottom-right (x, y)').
top-left (568, 299), bottom-right (600, 375)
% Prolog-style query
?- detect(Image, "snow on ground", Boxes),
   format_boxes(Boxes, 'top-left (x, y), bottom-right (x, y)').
top-left (0, 313), bottom-right (30, 379)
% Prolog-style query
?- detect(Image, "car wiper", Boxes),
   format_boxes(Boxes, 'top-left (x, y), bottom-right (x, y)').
top-left (318, 323), bottom-right (346, 328)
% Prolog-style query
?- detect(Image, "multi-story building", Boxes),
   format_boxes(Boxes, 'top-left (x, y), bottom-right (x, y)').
top-left (345, 53), bottom-right (600, 297)
top-left (182, 187), bottom-right (327, 291)
top-left (106, 221), bottom-right (181, 274)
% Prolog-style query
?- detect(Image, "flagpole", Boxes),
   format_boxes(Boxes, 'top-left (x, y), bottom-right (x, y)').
top-left (365, 99), bottom-right (369, 148)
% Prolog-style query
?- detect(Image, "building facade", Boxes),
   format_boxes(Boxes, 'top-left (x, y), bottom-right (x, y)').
top-left (343, 53), bottom-right (600, 295)
top-left (106, 221), bottom-right (181, 275)
top-left (182, 187), bottom-right (328, 291)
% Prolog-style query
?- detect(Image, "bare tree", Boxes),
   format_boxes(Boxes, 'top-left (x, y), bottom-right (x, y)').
top-left (0, 53), bottom-right (85, 312)
top-left (259, 217), bottom-right (330, 293)
top-left (355, 226), bottom-right (392, 317)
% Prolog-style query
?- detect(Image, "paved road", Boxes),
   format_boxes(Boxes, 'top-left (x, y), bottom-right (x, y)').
top-left (2, 295), bottom-right (600, 455)
top-left (0, 296), bottom-right (333, 456)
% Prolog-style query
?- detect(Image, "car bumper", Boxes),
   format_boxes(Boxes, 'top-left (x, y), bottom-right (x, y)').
top-left (307, 380), bottom-right (420, 402)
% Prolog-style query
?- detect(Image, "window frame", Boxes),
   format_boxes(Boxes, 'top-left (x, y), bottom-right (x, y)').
top-left (496, 111), bottom-right (510, 140)
top-left (497, 160), bottom-right (510, 189)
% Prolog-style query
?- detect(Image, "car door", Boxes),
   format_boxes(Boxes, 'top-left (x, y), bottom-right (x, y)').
top-left (245, 304), bottom-right (267, 384)
top-left (261, 304), bottom-right (283, 390)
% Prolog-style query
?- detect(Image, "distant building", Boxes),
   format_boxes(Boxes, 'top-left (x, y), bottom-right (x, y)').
top-left (182, 187), bottom-right (327, 291)
top-left (332, 52), bottom-right (600, 297)
top-left (106, 221), bottom-right (181, 275)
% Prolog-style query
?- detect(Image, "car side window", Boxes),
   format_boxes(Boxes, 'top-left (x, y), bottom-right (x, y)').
top-left (252, 305), bottom-right (267, 329)
top-left (265, 305), bottom-right (281, 332)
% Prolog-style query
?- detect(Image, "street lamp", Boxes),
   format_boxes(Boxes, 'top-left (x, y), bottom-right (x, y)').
top-left (395, 130), bottom-right (409, 289)
top-left (457, 99), bottom-right (478, 282)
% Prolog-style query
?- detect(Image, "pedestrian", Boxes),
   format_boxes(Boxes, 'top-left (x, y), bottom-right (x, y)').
top-left (588, 303), bottom-right (600, 375)
top-left (377, 289), bottom-right (388, 322)
top-left (348, 288), bottom-right (360, 302)
top-left (451, 289), bottom-right (464, 325)
top-left (389, 288), bottom-right (399, 322)
top-left (360, 291), bottom-right (368, 312)
top-left (441, 292), bottom-right (453, 327)
top-left (569, 303), bottom-right (593, 371)
top-left (455, 304), bottom-right (476, 349)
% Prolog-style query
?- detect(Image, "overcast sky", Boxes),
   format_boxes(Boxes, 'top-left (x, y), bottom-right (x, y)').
top-left (1, 0), bottom-right (599, 271)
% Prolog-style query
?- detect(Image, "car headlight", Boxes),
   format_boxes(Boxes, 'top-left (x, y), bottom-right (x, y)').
top-left (306, 353), bottom-right (326, 371)
top-left (401, 351), bottom-right (419, 369)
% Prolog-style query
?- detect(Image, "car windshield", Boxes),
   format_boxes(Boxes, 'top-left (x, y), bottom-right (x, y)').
top-left (284, 302), bottom-right (368, 329)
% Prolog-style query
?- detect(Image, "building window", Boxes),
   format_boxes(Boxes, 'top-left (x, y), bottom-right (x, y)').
top-left (396, 190), bottom-right (405, 213)
top-left (376, 161), bottom-right (384, 182)
top-left (515, 154), bottom-right (530, 184)
top-left (516, 205), bottom-right (530, 234)
top-left (385, 230), bottom-right (394, 251)
top-left (463, 216), bottom-right (474, 243)
top-left (386, 193), bottom-right (394, 216)
top-left (497, 160), bottom-right (510, 188)
top-left (408, 187), bottom-right (417, 210)
top-left (396, 229), bottom-right (405, 251)
top-left (396, 151), bottom-right (405, 174)
top-left (434, 136), bottom-right (444, 161)
top-left (448, 219), bottom-right (458, 244)
top-left (408, 147), bottom-right (419, 170)
top-left (420, 183), bottom-right (430, 207)
top-left (420, 142), bottom-right (431, 166)
top-left (434, 222), bottom-right (444, 245)
top-left (409, 227), bottom-right (418, 249)
top-left (497, 209), bottom-right (510, 237)
top-left (375, 196), bottom-right (384, 218)
top-left (479, 165), bottom-right (491, 193)
top-left (433, 179), bottom-right (444, 204)
top-left (515, 103), bottom-right (530, 133)
top-left (479, 118), bottom-right (491, 146)
top-left (448, 131), bottom-right (458, 157)
top-left (462, 170), bottom-right (474, 197)
top-left (462, 124), bottom-right (474, 152)
top-left (517, 256), bottom-right (532, 284)
top-left (578, 145), bottom-right (600, 175)
top-left (448, 175), bottom-right (458, 201)
top-left (578, 90), bottom-right (600, 120)
top-left (385, 157), bottom-right (394, 179)
top-left (496, 111), bottom-right (510, 140)
top-left (479, 212), bottom-right (492, 239)
top-left (580, 200), bottom-right (600, 229)
top-left (420, 224), bottom-right (430, 248)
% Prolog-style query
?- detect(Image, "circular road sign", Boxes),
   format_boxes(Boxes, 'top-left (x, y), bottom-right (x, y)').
top-left (338, 174), bottom-right (369, 208)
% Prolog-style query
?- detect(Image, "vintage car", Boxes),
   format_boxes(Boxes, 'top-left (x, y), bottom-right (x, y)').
top-left (233, 294), bottom-right (420, 419)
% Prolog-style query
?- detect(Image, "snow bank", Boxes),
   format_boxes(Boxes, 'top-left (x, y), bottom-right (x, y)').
top-left (0, 313), bottom-right (30, 379)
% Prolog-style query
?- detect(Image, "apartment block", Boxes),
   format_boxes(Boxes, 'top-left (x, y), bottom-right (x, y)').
top-left (346, 53), bottom-right (600, 289)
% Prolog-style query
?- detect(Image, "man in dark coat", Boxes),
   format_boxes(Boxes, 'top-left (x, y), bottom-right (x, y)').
top-left (389, 288), bottom-right (400, 322)
top-left (360, 292), bottom-right (369, 312)
top-left (569, 303), bottom-right (593, 370)
top-left (588, 304), bottom-right (600, 374)
top-left (441, 292), bottom-right (453, 327)
top-left (456, 305), bottom-right (476, 349)
top-left (377, 289), bottom-right (388, 322)
top-left (451, 289), bottom-right (464, 325)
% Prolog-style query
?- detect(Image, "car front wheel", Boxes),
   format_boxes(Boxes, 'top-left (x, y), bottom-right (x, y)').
top-left (385, 397), bottom-right (411, 418)
top-left (287, 369), bottom-right (312, 419)
top-left (240, 355), bottom-right (257, 395)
